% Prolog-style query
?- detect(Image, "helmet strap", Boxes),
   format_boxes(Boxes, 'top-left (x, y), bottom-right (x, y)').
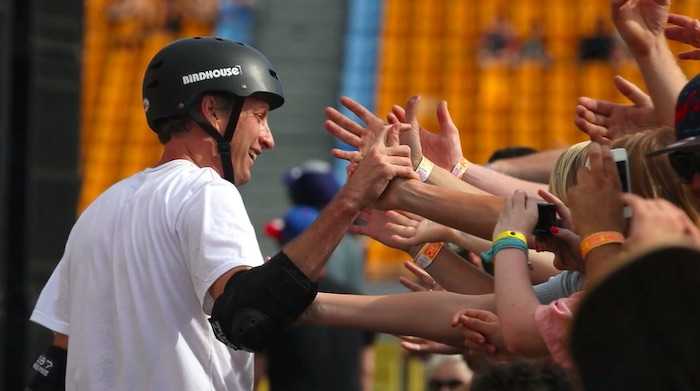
top-left (189, 98), bottom-right (244, 185)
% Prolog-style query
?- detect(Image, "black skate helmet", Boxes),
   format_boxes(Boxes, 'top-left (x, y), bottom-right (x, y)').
top-left (143, 37), bottom-right (284, 183)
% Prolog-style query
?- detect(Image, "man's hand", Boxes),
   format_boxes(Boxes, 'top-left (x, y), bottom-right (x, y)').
top-left (612, 0), bottom-right (670, 57)
top-left (492, 190), bottom-right (539, 239)
top-left (622, 193), bottom-right (700, 253)
top-left (666, 13), bottom-right (700, 60)
top-left (391, 100), bottom-right (463, 170)
top-left (575, 76), bottom-right (657, 143)
top-left (340, 124), bottom-right (417, 211)
top-left (567, 143), bottom-right (625, 238)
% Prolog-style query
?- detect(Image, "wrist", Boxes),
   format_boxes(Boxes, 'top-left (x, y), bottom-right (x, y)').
top-left (633, 36), bottom-right (669, 61)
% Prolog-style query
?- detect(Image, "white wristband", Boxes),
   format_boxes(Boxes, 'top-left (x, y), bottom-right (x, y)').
top-left (451, 158), bottom-right (469, 178)
top-left (416, 157), bottom-right (434, 182)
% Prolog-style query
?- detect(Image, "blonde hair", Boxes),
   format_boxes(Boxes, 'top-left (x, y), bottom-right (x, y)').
top-left (549, 141), bottom-right (590, 204)
top-left (613, 128), bottom-right (700, 222)
top-left (548, 129), bottom-right (699, 223)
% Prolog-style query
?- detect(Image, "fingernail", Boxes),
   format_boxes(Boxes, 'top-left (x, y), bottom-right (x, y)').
top-left (550, 227), bottom-right (559, 235)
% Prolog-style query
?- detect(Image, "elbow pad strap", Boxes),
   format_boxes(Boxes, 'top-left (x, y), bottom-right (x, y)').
top-left (209, 251), bottom-right (318, 352)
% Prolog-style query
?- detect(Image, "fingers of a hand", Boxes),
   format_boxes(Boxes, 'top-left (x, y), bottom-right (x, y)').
top-left (451, 309), bottom-right (468, 326)
top-left (513, 189), bottom-right (527, 209)
top-left (386, 124), bottom-right (400, 147)
top-left (339, 96), bottom-right (379, 126)
top-left (403, 260), bottom-right (435, 283)
top-left (386, 144), bottom-right (412, 158)
top-left (459, 309), bottom-right (496, 323)
top-left (601, 145), bottom-right (620, 186)
top-left (461, 329), bottom-right (486, 344)
top-left (385, 210), bottom-right (417, 227)
top-left (667, 13), bottom-right (698, 29)
top-left (678, 50), bottom-right (700, 60)
top-left (392, 105), bottom-right (407, 123)
top-left (466, 251), bottom-right (483, 267)
top-left (621, 193), bottom-right (646, 215)
top-left (348, 224), bottom-right (370, 236)
top-left (387, 112), bottom-right (400, 125)
top-left (331, 148), bottom-right (361, 161)
top-left (437, 100), bottom-right (458, 134)
top-left (552, 228), bottom-right (581, 249)
top-left (578, 96), bottom-right (614, 116)
top-left (326, 107), bottom-right (365, 136)
top-left (399, 276), bottom-right (427, 292)
top-left (588, 142), bottom-right (604, 176)
top-left (613, 75), bottom-right (651, 105)
top-left (385, 222), bottom-right (417, 237)
top-left (576, 105), bottom-right (608, 126)
top-left (325, 120), bottom-right (362, 147)
top-left (405, 96), bottom-right (421, 126)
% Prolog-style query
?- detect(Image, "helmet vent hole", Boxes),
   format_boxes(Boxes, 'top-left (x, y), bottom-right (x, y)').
top-left (194, 36), bottom-right (201, 39)
top-left (215, 37), bottom-right (224, 41)
top-left (149, 60), bottom-right (163, 69)
top-left (269, 69), bottom-right (278, 79)
top-left (235, 42), bottom-right (245, 46)
top-left (146, 80), bottom-right (159, 88)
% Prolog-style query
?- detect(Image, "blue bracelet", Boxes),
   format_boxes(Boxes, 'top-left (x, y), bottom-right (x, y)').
top-left (480, 237), bottom-right (529, 275)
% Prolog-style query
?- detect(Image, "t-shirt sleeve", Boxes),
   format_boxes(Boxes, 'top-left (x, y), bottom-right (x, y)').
top-left (30, 259), bottom-right (71, 334)
top-left (533, 271), bottom-right (584, 304)
top-left (178, 181), bottom-right (264, 314)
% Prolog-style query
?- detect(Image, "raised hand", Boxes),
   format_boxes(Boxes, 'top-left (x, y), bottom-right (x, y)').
top-left (341, 124), bottom-right (417, 211)
top-left (612, 0), bottom-right (671, 57)
top-left (666, 13), bottom-right (700, 60)
top-left (391, 100), bottom-right (463, 171)
top-left (566, 143), bottom-right (625, 238)
top-left (575, 76), bottom-right (657, 143)
top-left (388, 96), bottom-right (424, 169)
top-left (326, 96), bottom-right (401, 162)
top-left (622, 193), bottom-right (700, 253)
top-left (398, 261), bottom-right (445, 292)
top-left (492, 190), bottom-right (539, 239)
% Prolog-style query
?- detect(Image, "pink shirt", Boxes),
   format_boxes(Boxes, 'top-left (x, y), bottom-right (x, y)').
top-left (534, 291), bottom-right (585, 368)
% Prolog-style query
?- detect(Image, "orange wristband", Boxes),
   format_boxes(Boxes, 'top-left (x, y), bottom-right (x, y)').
top-left (414, 242), bottom-right (445, 269)
top-left (580, 231), bottom-right (624, 258)
top-left (451, 158), bottom-right (470, 178)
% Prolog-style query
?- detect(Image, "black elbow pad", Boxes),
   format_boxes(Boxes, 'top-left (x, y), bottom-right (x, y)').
top-left (209, 251), bottom-right (318, 352)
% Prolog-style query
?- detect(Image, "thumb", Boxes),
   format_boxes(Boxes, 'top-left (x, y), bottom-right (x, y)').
top-left (552, 227), bottom-right (580, 248)
top-left (437, 100), bottom-right (458, 135)
top-left (613, 75), bottom-right (651, 106)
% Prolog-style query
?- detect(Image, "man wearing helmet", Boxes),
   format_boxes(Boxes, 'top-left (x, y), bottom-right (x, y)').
top-left (26, 37), bottom-right (416, 390)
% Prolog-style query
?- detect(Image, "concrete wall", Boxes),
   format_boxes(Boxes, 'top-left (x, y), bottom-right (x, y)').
top-left (240, 0), bottom-right (347, 255)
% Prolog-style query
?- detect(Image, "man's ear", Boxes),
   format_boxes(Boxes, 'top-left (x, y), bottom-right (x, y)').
top-left (200, 95), bottom-right (222, 133)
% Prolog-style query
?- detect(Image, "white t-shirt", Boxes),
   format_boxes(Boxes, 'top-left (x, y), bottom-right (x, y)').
top-left (30, 159), bottom-right (263, 391)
